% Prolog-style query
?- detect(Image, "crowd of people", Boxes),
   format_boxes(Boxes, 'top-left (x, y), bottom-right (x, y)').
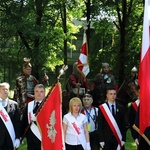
top-left (0, 58), bottom-right (147, 150)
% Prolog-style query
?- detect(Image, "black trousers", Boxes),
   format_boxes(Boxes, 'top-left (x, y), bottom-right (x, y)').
top-left (65, 143), bottom-right (84, 150)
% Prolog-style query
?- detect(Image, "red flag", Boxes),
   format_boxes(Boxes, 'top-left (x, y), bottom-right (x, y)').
top-left (139, 0), bottom-right (150, 134)
top-left (37, 83), bottom-right (64, 150)
top-left (77, 31), bottom-right (90, 78)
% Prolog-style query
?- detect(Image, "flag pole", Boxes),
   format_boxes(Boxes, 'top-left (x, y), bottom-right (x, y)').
top-left (20, 65), bottom-right (68, 143)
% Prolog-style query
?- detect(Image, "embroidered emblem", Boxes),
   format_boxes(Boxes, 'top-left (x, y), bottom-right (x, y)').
top-left (46, 110), bottom-right (57, 143)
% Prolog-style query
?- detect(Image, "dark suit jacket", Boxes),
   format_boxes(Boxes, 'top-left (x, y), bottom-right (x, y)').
top-left (0, 99), bottom-right (20, 147)
top-left (98, 102), bottom-right (126, 142)
top-left (128, 102), bottom-right (139, 140)
top-left (21, 102), bottom-right (41, 146)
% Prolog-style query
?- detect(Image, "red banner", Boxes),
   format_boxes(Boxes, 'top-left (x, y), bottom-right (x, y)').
top-left (139, 0), bottom-right (150, 134)
top-left (37, 83), bottom-right (64, 150)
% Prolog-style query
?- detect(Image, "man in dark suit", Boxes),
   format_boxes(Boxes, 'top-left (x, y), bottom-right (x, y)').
top-left (21, 84), bottom-right (46, 150)
top-left (0, 82), bottom-right (20, 150)
top-left (98, 87), bottom-right (126, 150)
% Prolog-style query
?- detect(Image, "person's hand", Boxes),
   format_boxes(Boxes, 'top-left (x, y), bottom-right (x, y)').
top-left (86, 142), bottom-right (91, 150)
top-left (135, 138), bottom-right (139, 145)
top-left (121, 141), bottom-right (125, 146)
top-left (14, 138), bottom-right (20, 148)
top-left (76, 83), bottom-right (81, 88)
top-left (31, 113), bottom-right (37, 122)
top-left (100, 142), bottom-right (105, 148)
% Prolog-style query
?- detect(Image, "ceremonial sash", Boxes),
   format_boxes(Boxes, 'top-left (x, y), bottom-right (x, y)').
top-left (66, 114), bottom-right (86, 150)
top-left (0, 103), bottom-right (15, 147)
top-left (28, 101), bottom-right (41, 141)
top-left (132, 99), bottom-right (140, 112)
top-left (99, 104), bottom-right (122, 150)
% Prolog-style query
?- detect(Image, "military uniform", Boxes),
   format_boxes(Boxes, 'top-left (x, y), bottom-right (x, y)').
top-left (92, 63), bottom-right (117, 107)
top-left (14, 73), bottom-right (39, 117)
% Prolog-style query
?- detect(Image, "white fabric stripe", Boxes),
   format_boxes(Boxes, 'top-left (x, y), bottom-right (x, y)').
top-left (0, 103), bottom-right (15, 147)
top-left (102, 103), bottom-right (122, 150)
top-left (141, 0), bottom-right (150, 60)
top-left (28, 101), bottom-right (41, 141)
top-left (66, 115), bottom-right (86, 150)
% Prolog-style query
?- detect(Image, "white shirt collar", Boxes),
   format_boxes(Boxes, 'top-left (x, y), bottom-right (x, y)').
top-left (0, 98), bottom-right (8, 107)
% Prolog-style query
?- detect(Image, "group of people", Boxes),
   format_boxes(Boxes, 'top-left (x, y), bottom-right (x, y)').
top-left (0, 58), bottom-right (48, 150)
top-left (63, 87), bottom-right (126, 150)
top-left (0, 57), bottom-right (144, 150)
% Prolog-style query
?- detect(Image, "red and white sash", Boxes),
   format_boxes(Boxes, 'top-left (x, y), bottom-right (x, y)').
top-left (28, 101), bottom-right (41, 141)
top-left (0, 103), bottom-right (15, 147)
top-left (132, 99), bottom-right (140, 112)
top-left (99, 103), bottom-right (122, 150)
top-left (66, 113), bottom-right (86, 150)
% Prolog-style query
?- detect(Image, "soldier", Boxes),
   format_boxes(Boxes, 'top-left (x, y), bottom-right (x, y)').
top-left (92, 63), bottom-right (117, 107)
top-left (13, 57), bottom-right (48, 118)
top-left (128, 66), bottom-right (138, 86)
top-left (68, 62), bottom-right (90, 99)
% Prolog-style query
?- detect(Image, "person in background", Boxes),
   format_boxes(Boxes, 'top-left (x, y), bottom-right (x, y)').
top-left (81, 93), bottom-right (99, 150)
top-left (98, 87), bottom-right (126, 150)
top-left (0, 82), bottom-right (20, 150)
top-left (128, 66), bottom-right (138, 86)
top-left (128, 85), bottom-right (140, 149)
top-left (13, 57), bottom-right (48, 118)
top-left (21, 84), bottom-right (45, 150)
top-left (68, 62), bottom-right (90, 99)
top-left (92, 63), bottom-right (117, 107)
top-left (63, 97), bottom-right (91, 150)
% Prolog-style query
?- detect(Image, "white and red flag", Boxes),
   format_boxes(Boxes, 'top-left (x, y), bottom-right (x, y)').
top-left (139, 0), bottom-right (150, 134)
top-left (36, 82), bottom-right (64, 150)
top-left (77, 31), bottom-right (90, 78)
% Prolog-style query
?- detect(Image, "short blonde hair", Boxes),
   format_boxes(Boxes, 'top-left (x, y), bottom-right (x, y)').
top-left (69, 97), bottom-right (82, 113)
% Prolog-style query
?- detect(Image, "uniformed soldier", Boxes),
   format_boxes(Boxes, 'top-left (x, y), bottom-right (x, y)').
top-left (92, 63), bottom-right (117, 107)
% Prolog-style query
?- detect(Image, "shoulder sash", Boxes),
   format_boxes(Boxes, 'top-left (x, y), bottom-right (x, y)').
top-left (99, 103), bottom-right (122, 150)
top-left (28, 101), bottom-right (41, 141)
top-left (132, 99), bottom-right (140, 112)
top-left (0, 103), bottom-right (15, 147)
top-left (66, 113), bottom-right (86, 150)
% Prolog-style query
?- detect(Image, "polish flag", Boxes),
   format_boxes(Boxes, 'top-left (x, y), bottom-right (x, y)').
top-left (77, 31), bottom-right (90, 78)
top-left (36, 83), bottom-right (64, 150)
top-left (139, 0), bottom-right (150, 134)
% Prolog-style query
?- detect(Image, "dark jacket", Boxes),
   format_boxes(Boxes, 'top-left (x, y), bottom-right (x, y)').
top-left (98, 102), bottom-right (126, 142)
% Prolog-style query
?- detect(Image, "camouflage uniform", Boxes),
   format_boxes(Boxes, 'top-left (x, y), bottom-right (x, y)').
top-left (14, 73), bottom-right (38, 118)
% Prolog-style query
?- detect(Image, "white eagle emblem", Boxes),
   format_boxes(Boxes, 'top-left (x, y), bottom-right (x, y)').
top-left (46, 110), bottom-right (57, 143)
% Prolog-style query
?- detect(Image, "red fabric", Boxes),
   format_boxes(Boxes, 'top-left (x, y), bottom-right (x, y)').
top-left (139, 0), bottom-right (150, 134)
top-left (36, 83), bottom-right (64, 150)
top-left (77, 31), bottom-right (90, 78)
top-left (99, 105), bottom-right (122, 149)
top-left (132, 102), bottom-right (138, 112)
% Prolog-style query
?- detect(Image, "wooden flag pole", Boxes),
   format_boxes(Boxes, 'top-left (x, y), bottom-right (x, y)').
top-left (20, 65), bottom-right (68, 143)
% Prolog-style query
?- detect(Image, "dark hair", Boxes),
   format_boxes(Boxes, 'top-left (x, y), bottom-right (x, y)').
top-left (106, 87), bottom-right (116, 93)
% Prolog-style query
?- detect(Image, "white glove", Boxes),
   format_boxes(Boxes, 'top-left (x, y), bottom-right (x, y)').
top-left (86, 142), bottom-right (91, 150)
top-left (135, 138), bottom-right (139, 145)
top-left (31, 113), bottom-right (37, 122)
top-left (14, 138), bottom-right (20, 148)
top-left (121, 141), bottom-right (125, 146)
top-left (100, 142), bottom-right (105, 148)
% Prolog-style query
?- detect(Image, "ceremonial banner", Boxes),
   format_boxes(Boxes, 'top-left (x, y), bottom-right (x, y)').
top-left (37, 83), bottom-right (64, 150)
top-left (77, 31), bottom-right (90, 78)
top-left (139, 0), bottom-right (150, 134)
